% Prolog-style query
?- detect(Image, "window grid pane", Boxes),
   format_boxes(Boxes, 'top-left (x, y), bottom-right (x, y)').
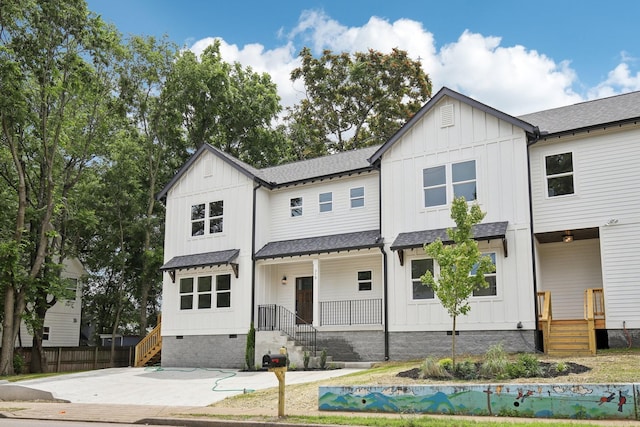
top-left (319, 192), bottom-right (332, 212)
top-left (411, 259), bottom-right (434, 299)
top-left (290, 197), bottom-right (303, 217)
top-left (350, 187), bottom-right (364, 208)
top-left (546, 153), bottom-right (574, 197)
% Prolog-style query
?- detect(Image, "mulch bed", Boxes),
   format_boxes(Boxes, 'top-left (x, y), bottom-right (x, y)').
top-left (397, 361), bottom-right (590, 380)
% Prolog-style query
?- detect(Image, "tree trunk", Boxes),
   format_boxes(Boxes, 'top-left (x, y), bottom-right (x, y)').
top-left (451, 315), bottom-right (457, 367)
top-left (30, 333), bottom-right (47, 374)
top-left (0, 286), bottom-right (16, 375)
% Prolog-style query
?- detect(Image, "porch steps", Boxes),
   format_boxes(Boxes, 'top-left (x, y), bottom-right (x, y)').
top-left (547, 319), bottom-right (592, 356)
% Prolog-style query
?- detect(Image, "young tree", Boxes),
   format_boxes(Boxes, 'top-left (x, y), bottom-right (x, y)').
top-left (287, 47), bottom-right (432, 157)
top-left (421, 197), bottom-right (495, 365)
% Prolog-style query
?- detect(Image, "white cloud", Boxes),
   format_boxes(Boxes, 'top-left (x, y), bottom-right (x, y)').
top-left (187, 9), bottom-right (638, 117)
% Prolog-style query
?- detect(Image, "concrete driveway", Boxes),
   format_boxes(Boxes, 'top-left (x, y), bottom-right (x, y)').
top-left (13, 366), bottom-right (361, 406)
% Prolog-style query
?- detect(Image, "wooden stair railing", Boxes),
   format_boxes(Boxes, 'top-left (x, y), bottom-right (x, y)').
top-left (135, 317), bottom-right (162, 367)
top-left (537, 291), bottom-right (552, 353)
top-left (584, 288), bottom-right (605, 355)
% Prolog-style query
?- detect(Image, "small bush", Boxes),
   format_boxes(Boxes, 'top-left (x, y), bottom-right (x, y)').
top-left (320, 349), bottom-right (327, 369)
top-left (556, 361), bottom-right (568, 373)
top-left (438, 358), bottom-right (453, 372)
top-left (13, 354), bottom-right (24, 374)
top-left (454, 359), bottom-right (478, 380)
top-left (303, 351), bottom-right (310, 369)
top-left (506, 353), bottom-right (541, 378)
top-left (480, 343), bottom-right (508, 379)
top-left (421, 357), bottom-right (449, 378)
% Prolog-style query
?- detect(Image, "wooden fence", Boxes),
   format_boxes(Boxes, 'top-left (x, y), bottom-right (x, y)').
top-left (12, 346), bottom-right (135, 374)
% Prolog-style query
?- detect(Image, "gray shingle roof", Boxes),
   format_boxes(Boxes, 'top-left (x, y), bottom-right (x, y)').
top-left (518, 90), bottom-right (640, 135)
top-left (390, 221), bottom-right (508, 250)
top-left (160, 249), bottom-right (240, 271)
top-left (255, 230), bottom-right (382, 260)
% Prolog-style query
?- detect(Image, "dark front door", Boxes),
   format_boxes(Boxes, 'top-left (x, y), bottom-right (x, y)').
top-left (295, 276), bottom-right (313, 324)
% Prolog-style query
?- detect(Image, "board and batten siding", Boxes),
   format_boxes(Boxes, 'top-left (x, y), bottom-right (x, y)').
top-left (162, 150), bottom-right (255, 336)
top-left (267, 173), bottom-right (379, 242)
top-left (600, 221), bottom-right (640, 329)
top-left (380, 96), bottom-right (535, 333)
top-left (530, 124), bottom-right (640, 233)
top-left (537, 239), bottom-right (603, 320)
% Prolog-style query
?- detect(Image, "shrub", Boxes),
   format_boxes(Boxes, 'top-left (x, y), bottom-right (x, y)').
top-left (506, 353), bottom-right (541, 378)
top-left (480, 343), bottom-right (508, 379)
top-left (320, 349), bottom-right (327, 369)
top-left (13, 354), bottom-right (24, 374)
top-left (556, 361), bottom-right (568, 373)
top-left (438, 358), bottom-right (453, 372)
top-left (454, 359), bottom-right (478, 380)
top-left (245, 322), bottom-right (256, 370)
top-left (303, 351), bottom-right (310, 369)
top-left (421, 357), bottom-right (449, 378)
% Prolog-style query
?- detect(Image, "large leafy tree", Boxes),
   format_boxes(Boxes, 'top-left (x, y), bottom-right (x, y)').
top-left (287, 47), bottom-right (432, 157)
top-left (0, 0), bottom-right (118, 374)
top-left (421, 197), bottom-right (495, 365)
top-left (163, 40), bottom-right (284, 167)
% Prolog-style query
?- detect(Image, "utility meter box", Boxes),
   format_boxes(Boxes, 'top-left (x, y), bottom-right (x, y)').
top-left (262, 353), bottom-right (287, 368)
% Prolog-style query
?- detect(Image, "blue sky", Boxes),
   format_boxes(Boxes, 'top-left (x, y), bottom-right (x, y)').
top-left (87, 0), bottom-right (640, 115)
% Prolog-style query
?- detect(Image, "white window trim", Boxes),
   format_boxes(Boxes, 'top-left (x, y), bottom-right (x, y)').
top-left (290, 196), bottom-right (303, 217)
top-left (422, 160), bottom-right (477, 209)
top-left (471, 252), bottom-right (498, 298)
top-left (190, 200), bottom-right (224, 237)
top-left (350, 186), bottom-right (365, 209)
top-left (319, 192), bottom-right (332, 213)
top-left (215, 273), bottom-right (232, 309)
top-left (357, 270), bottom-right (372, 292)
top-left (409, 256), bottom-right (438, 302)
top-left (544, 152), bottom-right (576, 199)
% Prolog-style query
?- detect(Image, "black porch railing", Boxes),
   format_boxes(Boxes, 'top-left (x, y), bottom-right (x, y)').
top-left (319, 298), bottom-right (383, 326)
top-left (257, 304), bottom-right (317, 356)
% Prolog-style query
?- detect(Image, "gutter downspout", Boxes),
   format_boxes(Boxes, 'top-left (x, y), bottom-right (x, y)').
top-left (251, 181), bottom-right (262, 324)
top-left (374, 161), bottom-right (389, 361)
top-left (526, 127), bottom-right (543, 351)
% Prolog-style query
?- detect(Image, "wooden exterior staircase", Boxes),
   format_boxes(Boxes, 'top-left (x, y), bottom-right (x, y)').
top-left (135, 317), bottom-right (162, 367)
top-left (537, 289), bottom-right (604, 356)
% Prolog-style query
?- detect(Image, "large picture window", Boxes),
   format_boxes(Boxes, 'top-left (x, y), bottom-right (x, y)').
top-left (411, 259), bottom-right (434, 299)
top-left (191, 201), bottom-right (224, 236)
top-left (545, 152), bottom-right (574, 197)
top-left (423, 160), bottom-right (476, 207)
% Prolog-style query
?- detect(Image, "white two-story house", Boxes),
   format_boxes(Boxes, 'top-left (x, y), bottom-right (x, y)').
top-left (155, 87), bottom-right (640, 368)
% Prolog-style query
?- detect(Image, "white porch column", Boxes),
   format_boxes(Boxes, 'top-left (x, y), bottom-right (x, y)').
top-left (313, 258), bottom-right (320, 327)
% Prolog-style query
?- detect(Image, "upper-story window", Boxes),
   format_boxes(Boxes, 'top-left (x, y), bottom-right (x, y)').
top-left (545, 152), bottom-right (574, 197)
top-left (357, 271), bottom-right (372, 291)
top-left (423, 160), bottom-right (476, 207)
top-left (290, 197), bottom-right (303, 217)
top-left (350, 187), bottom-right (364, 208)
top-left (411, 258), bottom-right (434, 300)
top-left (65, 278), bottom-right (78, 300)
top-left (319, 192), bottom-right (332, 213)
top-left (472, 253), bottom-right (497, 297)
top-left (191, 201), bottom-right (224, 236)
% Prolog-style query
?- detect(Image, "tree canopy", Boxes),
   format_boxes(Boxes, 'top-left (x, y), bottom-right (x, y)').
top-left (287, 47), bottom-right (432, 157)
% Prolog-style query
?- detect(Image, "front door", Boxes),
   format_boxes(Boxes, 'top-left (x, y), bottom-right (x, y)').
top-left (295, 276), bottom-right (313, 324)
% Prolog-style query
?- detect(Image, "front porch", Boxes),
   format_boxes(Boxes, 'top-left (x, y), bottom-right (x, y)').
top-left (537, 288), bottom-right (605, 356)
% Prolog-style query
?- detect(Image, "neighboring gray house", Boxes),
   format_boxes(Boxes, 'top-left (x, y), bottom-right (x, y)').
top-left (150, 87), bottom-right (640, 368)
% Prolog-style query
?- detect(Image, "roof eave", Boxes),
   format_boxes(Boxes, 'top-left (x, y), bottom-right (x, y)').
top-left (537, 117), bottom-right (640, 142)
top-left (270, 166), bottom-right (375, 189)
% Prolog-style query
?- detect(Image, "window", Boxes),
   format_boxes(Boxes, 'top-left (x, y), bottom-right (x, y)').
top-left (197, 276), bottom-right (212, 309)
top-left (319, 192), bottom-right (332, 212)
top-left (545, 152), bottom-right (574, 196)
top-left (423, 166), bottom-right (446, 207)
top-left (472, 253), bottom-right (497, 297)
top-left (180, 274), bottom-right (232, 309)
top-left (358, 271), bottom-right (372, 291)
top-left (43, 326), bottom-right (50, 341)
top-left (350, 187), bottom-right (364, 208)
top-left (65, 278), bottom-right (78, 300)
top-left (191, 201), bottom-right (224, 236)
top-left (452, 160), bottom-right (476, 201)
top-left (423, 161), bottom-right (476, 207)
top-left (179, 278), bottom-right (194, 310)
top-left (411, 259), bottom-right (434, 299)
top-left (290, 197), bottom-right (303, 217)
top-left (216, 274), bottom-right (231, 308)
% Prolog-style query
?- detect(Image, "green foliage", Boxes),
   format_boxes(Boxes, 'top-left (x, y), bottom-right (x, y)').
top-left (556, 361), bottom-right (568, 373)
top-left (287, 47), bottom-right (432, 157)
top-left (437, 358), bottom-right (453, 371)
top-left (303, 351), bottom-right (310, 369)
top-left (453, 359), bottom-right (478, 380)
top-left (320, 349), bottom-right (327, 369)
top-left (480, 343), bottom-right (509, 379)
top-left (420, 357), bottom-right (449, 378)
top-left (422, 197), bottom-right (495, 365)
top-left (245, 322), bottom-right (256, 370)
top-left (506, 353), bottom-right (542, 378)
top-left (12, 354), bottom-right (24, 375)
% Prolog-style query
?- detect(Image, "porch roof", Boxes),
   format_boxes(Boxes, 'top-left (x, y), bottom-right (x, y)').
top-left (390, 221), bottom-right (508, 250)
top-left (255, 230), bottom-right (382, 260)
top-left (160, 249), bottom-right (240, 272)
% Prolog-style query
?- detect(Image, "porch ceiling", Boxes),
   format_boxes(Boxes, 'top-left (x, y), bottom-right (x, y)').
top-left (535, 227), bottom-right (599, 244)
top-left (254, 229), bottom-right (382, 260)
